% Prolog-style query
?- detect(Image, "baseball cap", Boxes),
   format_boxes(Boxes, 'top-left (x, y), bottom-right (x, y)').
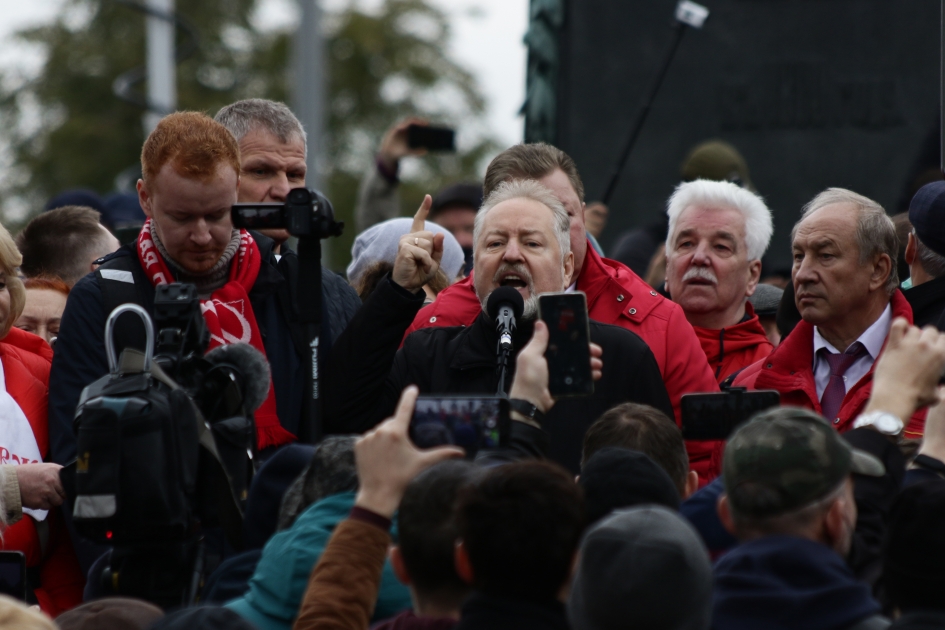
top-left (723, 407), bottom-right (884, 518)
top-left (908, 180), bottom-right (945, 258)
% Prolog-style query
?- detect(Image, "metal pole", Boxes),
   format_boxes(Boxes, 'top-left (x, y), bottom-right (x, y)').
top-left (293, 0), bottom-right (330, 266)
top-left (144, 0), bottom-right (176, 133)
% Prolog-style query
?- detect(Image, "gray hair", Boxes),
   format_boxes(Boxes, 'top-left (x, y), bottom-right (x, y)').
top-left (214, 99), bottom-right (307, 152)
top-left (666, 179), bottom-right (773, 261)
top-left (277, 435), bottom-right (358, 531)
top-left (473, 179), bottom-right (571, 263)
top-left (794, 188), bottom-right (899, 295)
top-left (914, 231), bottom-right (945, 279)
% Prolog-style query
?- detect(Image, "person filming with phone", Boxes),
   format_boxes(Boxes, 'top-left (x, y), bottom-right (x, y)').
top-left (324, 179), bottom-right (672, 472)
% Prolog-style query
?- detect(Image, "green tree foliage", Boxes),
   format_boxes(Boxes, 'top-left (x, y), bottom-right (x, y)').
top-left (0, 0), bottom-right (497, 269)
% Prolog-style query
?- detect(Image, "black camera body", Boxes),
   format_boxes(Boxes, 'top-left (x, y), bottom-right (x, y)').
top-left (231, 187), bottom-right (343, 239)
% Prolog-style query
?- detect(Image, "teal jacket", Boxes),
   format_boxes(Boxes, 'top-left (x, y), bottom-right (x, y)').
top-left (226, 492), bottom-right (411, 629)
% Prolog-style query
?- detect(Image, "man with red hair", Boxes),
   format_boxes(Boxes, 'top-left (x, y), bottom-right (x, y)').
top-left (49, 111), bottom-right (360, 471)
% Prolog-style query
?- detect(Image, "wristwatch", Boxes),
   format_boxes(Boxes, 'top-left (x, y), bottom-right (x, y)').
top-left (852, 410), bottom-right (904, 436)
top-left (509, 399), bottom-right (545, 426)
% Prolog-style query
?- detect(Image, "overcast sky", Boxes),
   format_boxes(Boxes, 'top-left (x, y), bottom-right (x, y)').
top-left (0, 0), bottom-right (528, 147)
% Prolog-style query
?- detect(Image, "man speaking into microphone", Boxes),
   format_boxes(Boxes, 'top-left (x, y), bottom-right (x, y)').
top-left (324, 179), bottom-right (670, 472)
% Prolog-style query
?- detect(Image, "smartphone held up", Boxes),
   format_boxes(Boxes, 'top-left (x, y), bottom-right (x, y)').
top-left (539, 292), bottom-right (594, 398)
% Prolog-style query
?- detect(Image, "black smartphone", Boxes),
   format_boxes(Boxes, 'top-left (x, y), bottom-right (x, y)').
top-left (681, 389), bottom-right (781, 440)
top-left (406, 124), bottom-right (456, 151)
top-left (410, 396), bottom-right (508, 457)
top-left (538, 292), bottom-right (593, 398)
top-left (0, 551), bottom-right (26, 602)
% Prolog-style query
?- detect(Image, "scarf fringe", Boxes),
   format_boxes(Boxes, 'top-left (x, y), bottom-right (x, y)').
top-left (256, 423), bottom-right (297, 451)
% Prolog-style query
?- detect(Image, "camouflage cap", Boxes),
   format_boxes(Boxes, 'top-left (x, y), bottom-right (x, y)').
top-left (723, 407), bottom-right (885, 518)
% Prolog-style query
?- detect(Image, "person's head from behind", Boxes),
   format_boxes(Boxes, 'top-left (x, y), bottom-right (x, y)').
top-left (579, 447), bottom-right (681, 526)
top-left (483, 143), bottom-right (590, 277)
top-left (17, 206), bottom-right (120, 287)
top-left (392, 460), bottom-right (481, 617)
top-left (137, 111), bottom-right (241, 276)
top-left (15, 277), bottom-right (69, 345)
top-left (791, 188), bottom-right (897, 335)
top-left (883, 479), bottom-right (945, 615)
top-left (54, 596), bottom-right (164, 630)
top-left (347, 217), bottom-right (465, 302)
top-left (583, 403), bottom-right (698, 498)
top-left (215, 99), bottom-right (307, 247)
top-left (568, 506), bottom-right (712, 630)
top-left (664, 180), bottom-right (773, 330)
top-left (0, 222), bottom-right (26, 342)
top-left (455, 460), bottom-right (584, 602)
top-left (718, 406), bottom-right (884, 557)
top-left (473, 179), bottom-right (574, 320)
top-left (0, 594), bottom-right (56, 629)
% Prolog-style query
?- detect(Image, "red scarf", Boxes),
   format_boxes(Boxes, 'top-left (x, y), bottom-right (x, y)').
top-left (137, 220), bottom-right (295, 450)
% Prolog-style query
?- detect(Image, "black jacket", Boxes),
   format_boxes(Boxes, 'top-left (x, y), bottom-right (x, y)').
top-left (903, 276), bottom-right (945, 330)
top-left (48, 232), bottom-right (362, 465)
top-left (712, 535), bottom-right (888, 630)
top-left (324, 278), bottom-right (673, 472)
top-left (889, 610), bottom-right (945, 630)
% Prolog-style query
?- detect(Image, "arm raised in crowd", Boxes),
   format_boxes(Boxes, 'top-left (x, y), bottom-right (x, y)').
top-left (322, 198), bottom-right (444, 434)
top-left (293, 387), bottom-right (462, 630)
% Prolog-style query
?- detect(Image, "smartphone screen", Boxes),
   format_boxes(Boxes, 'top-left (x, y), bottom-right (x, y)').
top-left (538, 292), bottom-right (593, 398)
top-left (411, 396), bottom-right (506, 457)
top-left (0, 551), bottom-right (26, 602)
top-left (406, 124), bottom-right (456, 151)
top-left (681, 390), bottom-right (781, 440)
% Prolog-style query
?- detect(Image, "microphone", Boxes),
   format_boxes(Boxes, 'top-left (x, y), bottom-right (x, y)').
top-left (487, 287), bottom-right (525, 354)
top-left (202, 343), bottom-right (272, 417)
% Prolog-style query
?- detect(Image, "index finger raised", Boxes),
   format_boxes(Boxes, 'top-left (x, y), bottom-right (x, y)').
top-left (411, 195), bottom-right (433, 233)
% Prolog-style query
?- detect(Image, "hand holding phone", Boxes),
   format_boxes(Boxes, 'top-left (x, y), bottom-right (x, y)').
top-left (406, 124), bottom-right (456, 151)
top-left (538, 292), bottom-right (594, 398)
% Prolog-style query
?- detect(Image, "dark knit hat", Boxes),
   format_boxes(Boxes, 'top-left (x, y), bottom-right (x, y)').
top-left (909, 181), bottom-right (945, 258)
top-left (884, 479), bottom-right (945, 611)
top-left (748, 283), bottom-right (784, 318)
top-left (150, 606), bottom-right (259, 629)
top-left (56, 597), bottom-right (163, 630)
top-left (568, 506), bottom-right (713, 630)
top-left (579, 447), bottom-right (680, 525)
top-left (430, 182), bottom-right (483, 217)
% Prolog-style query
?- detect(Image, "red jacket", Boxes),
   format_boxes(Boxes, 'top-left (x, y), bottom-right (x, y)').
top-left (733, 291), bottom-right (926, 438)
top-left (0, 327), bottom-right (84, 616)
top-left (404, 244), bottom-right (721, 478)
top-left (693, 303), bottom-right (774, 385)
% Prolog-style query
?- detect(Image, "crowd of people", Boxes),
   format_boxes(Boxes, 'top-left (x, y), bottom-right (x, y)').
top-left (0, 96), bottom-right (944, 630)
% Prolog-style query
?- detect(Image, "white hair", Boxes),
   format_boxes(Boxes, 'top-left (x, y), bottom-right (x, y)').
top-left (473, 179), bottom-right (571, 262)
top-left (666, 179), bottom-right (773, 261)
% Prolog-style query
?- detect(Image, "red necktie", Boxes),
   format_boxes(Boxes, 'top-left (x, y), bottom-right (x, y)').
top-left (819, 342), bottom-right (866, 423)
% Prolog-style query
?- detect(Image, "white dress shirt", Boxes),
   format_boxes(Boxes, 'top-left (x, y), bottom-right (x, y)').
top-left (812, 304), bottom-right (892, 400)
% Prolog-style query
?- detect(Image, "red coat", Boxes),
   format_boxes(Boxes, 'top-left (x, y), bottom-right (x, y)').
top-left (0, 327), bottom-right (84, 616)
top-left (733, 290), bottom-right (926, 438)
top-left (404, 244), bottom-right (721, 478)
top-left (693, 303), bottom-right (774, 385)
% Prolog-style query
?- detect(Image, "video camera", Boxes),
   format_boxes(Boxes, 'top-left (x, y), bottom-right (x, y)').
top-left (71, 286), bottom-right (260, 608)
top-left (231, 187), bottom-right (343, 238)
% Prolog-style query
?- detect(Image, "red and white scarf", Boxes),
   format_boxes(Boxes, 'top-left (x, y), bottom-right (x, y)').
top-left (137, 220), bottom-right (295, 450)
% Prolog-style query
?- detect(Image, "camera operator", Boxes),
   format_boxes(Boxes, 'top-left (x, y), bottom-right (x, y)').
top-left (49, 110), bottom-right (362, 473)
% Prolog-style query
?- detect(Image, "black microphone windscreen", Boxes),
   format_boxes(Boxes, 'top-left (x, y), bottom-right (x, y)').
top-left (487, 286), bottom-right (525, 321)
top-left (205, 343), bottom-right (271, 413)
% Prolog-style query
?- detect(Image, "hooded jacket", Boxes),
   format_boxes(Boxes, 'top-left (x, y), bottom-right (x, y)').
top-left (712, 536), bottom-right (885, 630)
top-left (693, 302), bottom-right (773, 384)
top-left (733, 291), bottom-right (926, 438)
top-left (400, 244), bottom-right (721, 478)
top-left (0, 327), bottom-right (84, 616)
